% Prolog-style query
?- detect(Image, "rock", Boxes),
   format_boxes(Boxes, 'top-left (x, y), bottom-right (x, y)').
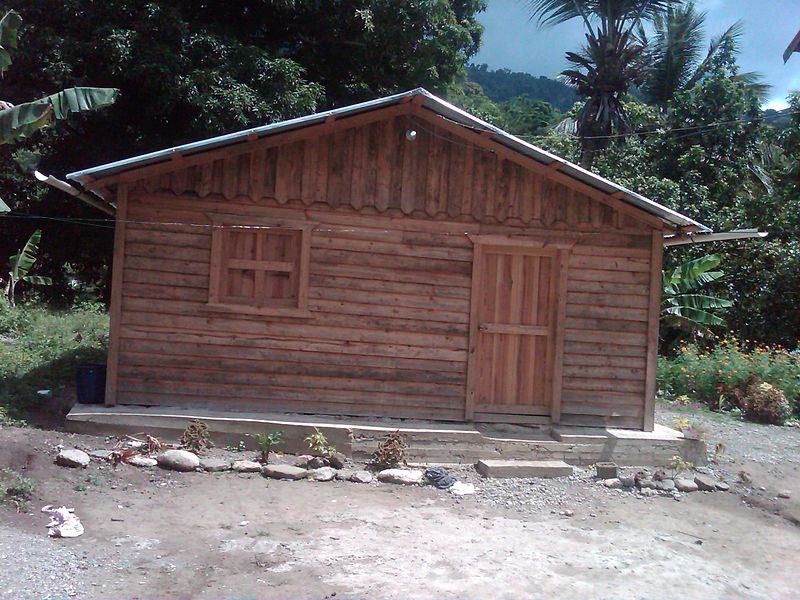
top-left (778, 490), bottom-right (791, 499)
top-left (657, 479), bottom-right (676, 492)
top-left (232, 460), bottom-right (262, 473)
top-left (200, 457), bottom-right (231, 472)
top-left (126, 455), bottom-right (157, 468)
top-left (311, 467), bottom-right (337, 481)
top-left (672, 491), bottom-right (683, 501)
top-left (619, 476), bottom-right (636, 488)
top-left (715, 481), bottom-right (730, 492)
top-left (329, 452), bottom-right (347, 470)
top-left (636, 478), bottom-right (657, 490)
top-left (694, 474), bottom-right (717, 492)
top-left (88, 449), bottom-right (113, 460)
top-left (349, 470), bottom-right (373, 484)
top-left (603, 478), bottom-right (622, 489)
top-left (562, 509), bottom-right (575, 517)
top-left (377, 468), bottom-right (423, 485)
top-left (675, 478), bottom-right (699, 492)
top-left (640, 488), bottom-right (657, 497)
top-left (335, 469), bottom-right (355, 481)
top-left (307, 456), bottom-right (327, 469)
top-left (267, 453), bottom-right (306, 467)
top-left (595, 462), bottom-right (618, 479)
top-left (262, 464), bottom-right (308, 480)
top-left (156, 449), bottom-right (200, 472)
top-left (56, 449), bottom-right (90, 468)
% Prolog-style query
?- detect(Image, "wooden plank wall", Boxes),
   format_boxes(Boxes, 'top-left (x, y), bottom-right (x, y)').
top-left (116, 110), bottom-right (658, 428)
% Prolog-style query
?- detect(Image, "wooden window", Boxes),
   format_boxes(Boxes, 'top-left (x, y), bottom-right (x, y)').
top-left (207, 215), bottom-right (315, 317)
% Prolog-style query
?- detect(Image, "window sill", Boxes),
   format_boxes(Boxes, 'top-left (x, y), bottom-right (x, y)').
top-left (202, 303), bottom-right (314, 319)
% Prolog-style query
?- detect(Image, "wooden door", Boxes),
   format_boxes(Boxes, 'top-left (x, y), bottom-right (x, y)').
top-left (466, 241), bottom-right (567, 421)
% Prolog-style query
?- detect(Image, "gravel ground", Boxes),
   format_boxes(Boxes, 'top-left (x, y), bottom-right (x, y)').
top-left (1, 404), bottom-right (799, 598)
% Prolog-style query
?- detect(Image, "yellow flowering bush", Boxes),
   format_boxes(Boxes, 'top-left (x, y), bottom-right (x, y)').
top-left (658, 338), bottom-right (800, 418)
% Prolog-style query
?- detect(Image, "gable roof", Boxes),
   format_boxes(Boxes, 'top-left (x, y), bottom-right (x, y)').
top-left (66, 88), bottom-right (709, 232)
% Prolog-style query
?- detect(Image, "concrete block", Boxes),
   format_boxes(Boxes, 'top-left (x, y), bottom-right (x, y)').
top-left (475, 459), bottom-right (574, 479)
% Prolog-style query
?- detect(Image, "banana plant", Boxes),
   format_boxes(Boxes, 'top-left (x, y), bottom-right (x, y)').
top-left (6, 229), bottom-right (52, 306)
top-left (0, 10), bottom-right (118, 213)
top-left (661, 254), bottom-right (732, 332)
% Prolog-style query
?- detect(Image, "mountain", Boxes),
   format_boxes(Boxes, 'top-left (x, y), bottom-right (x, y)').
top-left (467, 64), bottom-right (577, 112)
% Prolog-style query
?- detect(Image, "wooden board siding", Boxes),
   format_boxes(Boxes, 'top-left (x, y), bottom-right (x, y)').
top-left (109, 106), bottom-right (662, 428)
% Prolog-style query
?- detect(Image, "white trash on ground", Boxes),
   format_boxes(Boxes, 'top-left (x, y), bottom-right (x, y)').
top-left (41, 505), bottom-right (84, 538)
top-left (449, 481), bottom-right (475, 496)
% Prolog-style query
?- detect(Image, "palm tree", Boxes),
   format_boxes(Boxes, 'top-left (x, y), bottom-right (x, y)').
top-left (643, 2), bottom-right (768, 108)
top-left (0, 10), bottom-right (118, 213)
top-left (526, 0), bottom-right (681, 168)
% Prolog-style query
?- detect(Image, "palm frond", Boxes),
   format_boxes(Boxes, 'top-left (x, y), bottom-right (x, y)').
top-left (684, 19), bottom-right (744, 89)
top-left (0, 10), bottom-right (21, 75)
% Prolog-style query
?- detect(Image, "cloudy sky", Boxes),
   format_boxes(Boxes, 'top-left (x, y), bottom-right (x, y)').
top-left (474, 0), bottom-right (800, 109)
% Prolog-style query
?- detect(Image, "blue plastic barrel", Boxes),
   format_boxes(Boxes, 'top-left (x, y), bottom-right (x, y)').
top-left (75, 363), bottom-right (107, 404)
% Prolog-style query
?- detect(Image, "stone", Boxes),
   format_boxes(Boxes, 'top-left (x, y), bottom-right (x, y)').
top-left (311, 467), bottom-right (337, 482)
top-left (88, 450), bottom-right (113, 460)
top-left (475, 460), bottom-right (573, 479)
top-left (307, 456), bottom-right (327, 469)
top-left (232, 460), bottom-right (262, 473)
top-left (675, 478), bottom-right (699, 492)
top-left (156, 449), bottom-right (200, 472)
top-left (715, 481), bottom-right (730, 492)
top-left (595, 462), bottom-right (618, 479)
top-left (262, 464), bottom-right (308, 480)
top-left (778, 490), bottom-right (791, 499)
top-left (640, 488), bottom-right (657, 497)
top-left (56, 449), bottom-right (90, 468)
top-left (126, 455), bottom-right (157, 468)
top-left (636, 478), bottom-right (657, 490)
top-left (200, 457), bottom-right (231, 472)
top-left (562, 509), bottom-right (574, 517)
top-left (349, 470), bottom-right (373, 484)
top-left (329, 452), bottom-right (347, 470)
top-left (603, 478), bottom-right (622, 489)
top-left (268, 453), bottom-right (306, 467)
top-left (657, 479), bottom-right (676, 492)
top-left (619, 476), bottom-right (636, 488)
top-left (694, 474), bottom-right (717, 492)
top-left (335, 469), bottom-right (355, 481)
top-left (377, 468), bottom-right (424, 485)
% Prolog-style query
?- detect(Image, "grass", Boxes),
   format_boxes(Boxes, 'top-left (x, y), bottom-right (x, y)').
top-left (0, 467), bottom-right (35, 511)
top-left (0, 301), bottom-right (108, 425)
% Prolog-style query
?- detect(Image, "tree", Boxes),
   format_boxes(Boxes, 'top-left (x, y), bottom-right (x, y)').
top-left (643, 2), bottom-right (767, 109)
top-left (525, 0), bottom-right (681, 168)
top-left (660, 254), bottom-right (732, 351)
top-left (5, 229), bottom-right (51, 306)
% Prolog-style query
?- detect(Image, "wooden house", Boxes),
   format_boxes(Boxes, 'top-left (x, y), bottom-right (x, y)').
top-left (66, 89), bottom-right (709, 431)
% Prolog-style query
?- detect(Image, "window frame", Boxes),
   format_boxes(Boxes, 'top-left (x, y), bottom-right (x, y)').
top-left (205, 214), bottom-right (316, 318)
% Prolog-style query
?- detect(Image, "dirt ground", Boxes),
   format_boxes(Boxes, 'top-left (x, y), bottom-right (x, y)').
top-left (1, 405), bottom-right (799, 599)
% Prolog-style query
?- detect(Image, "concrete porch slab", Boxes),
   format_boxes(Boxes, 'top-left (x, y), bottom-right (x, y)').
top-left (65, 404), bottom-right (707, 467)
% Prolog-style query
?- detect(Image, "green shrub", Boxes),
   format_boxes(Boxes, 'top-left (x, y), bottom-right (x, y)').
top-left (658, 338), bottom-right (800, 416)
top-left (733, 376), bottom-right (791, 425)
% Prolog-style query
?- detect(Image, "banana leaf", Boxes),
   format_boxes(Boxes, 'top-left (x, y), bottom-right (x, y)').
top-left (8, 229), bottom-right (42, 281)
top-left (0, 87), bottom-right (119, 144)
top-left (0, 10), bottom-right (21, 75)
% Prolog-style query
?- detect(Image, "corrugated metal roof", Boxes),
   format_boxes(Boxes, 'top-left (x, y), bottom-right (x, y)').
top-left (66, 87), bottom-right (709, 231)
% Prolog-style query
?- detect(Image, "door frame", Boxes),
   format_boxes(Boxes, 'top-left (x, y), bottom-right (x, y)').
top-left (464, 235), bottom-right (573, 423)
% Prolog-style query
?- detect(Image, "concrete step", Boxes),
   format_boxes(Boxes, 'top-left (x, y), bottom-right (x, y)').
top-left (475, 459), bottom-right (574, 479)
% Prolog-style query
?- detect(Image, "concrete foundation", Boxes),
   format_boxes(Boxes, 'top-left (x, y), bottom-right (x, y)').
top-left (476, 459), bottom-right (574, 478)
top-left (65, 404), bottom-right (707, 467)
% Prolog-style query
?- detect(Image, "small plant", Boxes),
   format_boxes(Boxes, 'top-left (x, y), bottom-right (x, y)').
top-left (371, 431), bottom-right (408, 469)
top-left (673, 417), bottom-right (691, 431)
top-left (667, 455), bottom-right (694, 478)
top-left (225, 440), bottom-right (247, 452)
top-left (305, 428), bottom-right (335, 457)
top-left (5, 229), bottom-right (52, 306)
top-left (179, 420), bottom-right (214, 453)
top-left (253, 431), bottom-right (283, 463)
top-left (0, 467), bottom-right (35, 512)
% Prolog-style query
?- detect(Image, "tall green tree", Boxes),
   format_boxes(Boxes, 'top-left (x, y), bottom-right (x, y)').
top-left (525, 0), bottom-right (682, 168)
